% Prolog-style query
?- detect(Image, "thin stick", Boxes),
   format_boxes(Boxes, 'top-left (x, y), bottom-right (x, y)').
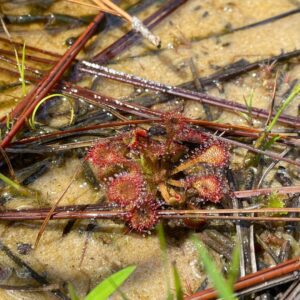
top-left (0, 48), bottom-right (57, 65)
top-left (0, 146), bottom-right (16, 179)
top-left (235, 274), bottom-right (298, 298)
top-left (160, 208), bottom-right (300, 215)
top-left (89, 0), bottom-right (161, 47)
top-left (97, 0), bottom-right (161, 47)
top-left (93, 0), bottom-right (187, 62)
top-left (234, 185), bottom-right (300, 198)
top-left (2, 207), bottom-right (300, 222)
top-left (34, 164), bottom-right (82, 248)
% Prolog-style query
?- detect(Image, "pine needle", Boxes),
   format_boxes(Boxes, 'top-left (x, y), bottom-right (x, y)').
top-left (34, 164), bottom-right (82, 248)
top-left (65, 0), bottom-right (161, 47)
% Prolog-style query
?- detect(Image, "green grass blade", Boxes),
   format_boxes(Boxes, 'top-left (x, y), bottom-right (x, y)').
top-left (0, 172), bottom-right (37, 197)
top-left (67, 283), bottom-right (79, 300)
top-left (5, 113), bottom-right (10, 130)
top-left (0, 172), bottom-right (20, 191)
top-left (30, 93), bottom-right (74, 129)
top-left (266, 83), bottom-right (300, 132)
top-left (14, 43), bottom-right (26, 96)
top-left (172, 262), bottom-right (183, 300)
top-left (85, 265), bottom-right (136, 300)
top-left (191, 236), bottom-right (236, 300)
top-left (21, 42), bottom-right (26, 96)
top-left (157, 223), bottom-right (173, 300)
top-left (252, 84), bottom-right (300, 154)
top-left (227, 244), bottom-right (240, 289)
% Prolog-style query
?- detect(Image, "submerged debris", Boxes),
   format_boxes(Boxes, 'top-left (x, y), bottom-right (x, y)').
top-left (131, 16), bottom-right (161, 48)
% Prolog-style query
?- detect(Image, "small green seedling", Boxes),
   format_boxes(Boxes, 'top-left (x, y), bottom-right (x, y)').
top-left (14, 42), bottom-right (27, 96)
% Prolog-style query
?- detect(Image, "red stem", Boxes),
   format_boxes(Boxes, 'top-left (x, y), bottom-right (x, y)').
top-left (0, 207), bottom-right (299, 222)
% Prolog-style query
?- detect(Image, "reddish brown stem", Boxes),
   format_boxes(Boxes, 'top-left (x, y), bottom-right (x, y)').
top-left (0, 13), bottom-right (105, 149)
top-left (1, 207), bottom-right (300, 222)
top-left (234, 185), bottom-right (300, 198)
top-left (62, 81), bottom-right (161, 118)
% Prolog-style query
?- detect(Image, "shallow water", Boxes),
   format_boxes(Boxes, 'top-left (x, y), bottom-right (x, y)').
top-left (0, 0), bottom-right (299, 299)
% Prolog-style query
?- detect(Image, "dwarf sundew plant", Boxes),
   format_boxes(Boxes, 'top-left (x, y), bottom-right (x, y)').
top-left (87, 114), bottom-right (230, 232)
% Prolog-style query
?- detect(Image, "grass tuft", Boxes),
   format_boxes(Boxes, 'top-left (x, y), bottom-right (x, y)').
top-left (191, 235), bottom-right (237, 300)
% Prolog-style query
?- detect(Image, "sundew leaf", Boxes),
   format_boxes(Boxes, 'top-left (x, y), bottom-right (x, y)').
top-left (85, 265), bottom-right (136, 300)
top-left (191, 235), bottom-right (236, 300)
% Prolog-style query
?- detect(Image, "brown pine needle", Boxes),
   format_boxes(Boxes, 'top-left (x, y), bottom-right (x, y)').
top-left (161, 207), bottom-right (300, 215)
top-left (34, 164), bottom-right (82, 249)
top-left (168, 181), bottom-right (300, 198)
top-left (0, 146), bottom-right (16, 180)
top-left (66, 0), bottom-right (161, 47)
top-left (1, 207), bottom-right (300, 223)
top-left (92, 0), bottom-right (130, 21)
top-left (234, 185), bottom-right (300, 198)
top-left (66, 0), bottom-right (118, 15)
top-left (94, 0), bottom-right (161, 47)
